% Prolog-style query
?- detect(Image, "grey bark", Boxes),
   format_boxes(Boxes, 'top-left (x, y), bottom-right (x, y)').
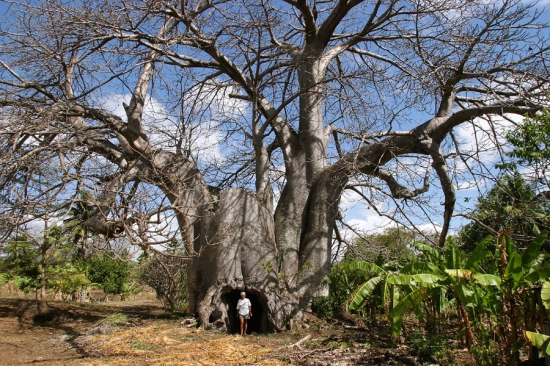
top-left (190, 188), bottom-right (299, 331)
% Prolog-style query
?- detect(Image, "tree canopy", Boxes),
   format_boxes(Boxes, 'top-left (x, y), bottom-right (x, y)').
top-left (0, 0), bottom-right (549, 330)
top-left (459, 173), bottom-right (550, 252)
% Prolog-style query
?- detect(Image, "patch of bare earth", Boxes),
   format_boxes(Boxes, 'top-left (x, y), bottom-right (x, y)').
top-left (0, 293), bottom-right (475, 365)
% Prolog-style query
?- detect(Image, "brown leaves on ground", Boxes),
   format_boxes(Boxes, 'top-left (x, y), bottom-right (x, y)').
top-left (74, 315), bottom-right (428, 365)
top-left (77, 324), bottom-right (285, 366)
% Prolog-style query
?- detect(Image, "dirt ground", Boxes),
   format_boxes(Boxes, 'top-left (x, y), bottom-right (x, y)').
top-left (0, 290), bottom-right (475, 365)
top-left (0, 293), bottom-right (171, 365)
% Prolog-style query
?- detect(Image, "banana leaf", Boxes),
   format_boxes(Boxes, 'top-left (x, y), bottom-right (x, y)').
top-left (348, 276), bottom-right (384, 311)
top-left (445, 245), bottom-right (461, 270)
top-left (525, 331), bottom-right (550, 355)
top-left (391, 314), bottom-right (403, 338)
top-left (410, 242), bottom-right (443, 262)
top-left (386, 274), bottom-right (441, 286)
top-left (541, 281), bottom-right (550, 310)
top-left (453, 283), bottom-right (474, 307)
top-left (522, 230), bottom-right (549, 268)
top-left (401, 262), bottom-right (446, 279)
top-left (389, 286), bottom-right (402, 338)
top-left (465, 235), bottom-right (493, 270)
top-left (388, 287), bottom-right (430, 319)
top-left (342, 261), bottom-right (385, 275)
top-left (504, 252), bottom-right (524, 285)
top-left (432, 287), bottom-right (449, 314)
top-left (472, 274), bottom-right (501, 287)
top-left (524, 266), bottom-right (550, 285)
top-left (444, 269), bottom-right (473, 279)
top-left (382, 281), bottom-right (389, 308)
top-left (504, 234), bottom-right (514, 257)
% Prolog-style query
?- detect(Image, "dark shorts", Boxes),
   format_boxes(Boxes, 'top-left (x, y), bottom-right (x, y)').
top-left (239, 314), bottom-right (250, 320)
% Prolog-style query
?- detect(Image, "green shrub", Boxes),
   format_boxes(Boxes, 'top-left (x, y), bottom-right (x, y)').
top-left (311, 296), bottom-right (335, 318)
top-left (86, 254), bottom-right (131, 295)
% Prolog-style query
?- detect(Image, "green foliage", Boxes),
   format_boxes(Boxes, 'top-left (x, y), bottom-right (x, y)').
top-left (49, 262), bottom-right (90, 295)
top-left (96, 312), bottom-right (128, 326)
top-left (507, 109), bottom-right (550, 165)
top-left (86, 253), bottom-right (132, 295)
top-left (406, 329), bottom-right (456, 364)
top-left (0, 200), bottom-right (139, 301)
top-left (348, 230), bottom-right (550, 365)
top-left (2, 236), bottom-right (41, 292)
top-left (458, 173), bottom-right (550, 252)
top-left (310, 296), bottom-right (335, 318)
top-left (470, 340), bottom-right (501, 366)
top-left (344, 226), bottom-right (417, 264)
top-left (331, 247), bottom-right (410, 318)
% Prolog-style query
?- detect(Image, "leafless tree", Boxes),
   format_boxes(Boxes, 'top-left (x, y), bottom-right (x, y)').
top-left (138, 253), bottom-right (188, 311)
top-left (0, 0), bottom-right (548, 331)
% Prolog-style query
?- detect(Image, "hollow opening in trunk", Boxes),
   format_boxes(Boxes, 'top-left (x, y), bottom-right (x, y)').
top-left (222, 289), bottom-right (267, 334)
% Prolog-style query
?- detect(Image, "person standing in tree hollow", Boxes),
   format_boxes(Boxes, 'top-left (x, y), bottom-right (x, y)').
top-left (236, 291), bottom-right (252, 336)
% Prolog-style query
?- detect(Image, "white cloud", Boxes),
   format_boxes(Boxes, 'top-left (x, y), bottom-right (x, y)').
top-left (451, 114), bottom-right (521, 173)
top-left (98, 93), bottom-right (225, 164)
top-left (414, 222), bottom-right (442, 235)
top-left (340, 201), bottom-right (394, 240)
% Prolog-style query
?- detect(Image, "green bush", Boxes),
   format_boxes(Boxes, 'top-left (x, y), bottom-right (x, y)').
top-left (311, 296), bottom-right (335, 318)
top-left (86, 254), bottom-right (131, 295)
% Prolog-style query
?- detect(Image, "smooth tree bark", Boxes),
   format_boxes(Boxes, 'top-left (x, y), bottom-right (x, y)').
top-left (0, 0), bottom-right (549, 331)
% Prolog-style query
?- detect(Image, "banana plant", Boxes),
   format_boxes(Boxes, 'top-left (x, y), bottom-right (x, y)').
top-left (346, 261), bottom-right (392, 311)
top-left (386, 236), bottom-right (501, 345)
top-left (347, 229), bottom-right (550, 361)
top-left (493, 229), bottom-right (550, 365)
top-left (347, 235), bottom-right (502, 341)
top-left (345, 261), bottom-right (406, 335)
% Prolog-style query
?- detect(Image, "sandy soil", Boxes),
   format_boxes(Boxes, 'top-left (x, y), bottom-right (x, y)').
top-left (0, 293), bottom-right (475, 366)
top-left (0, 295), bottom-right (170, 365)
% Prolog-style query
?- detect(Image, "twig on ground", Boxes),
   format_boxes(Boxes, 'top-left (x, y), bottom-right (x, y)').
top-left (280, 334), bottom-right (311, 350)
top-left (343, 325), bottom-right (368, 331)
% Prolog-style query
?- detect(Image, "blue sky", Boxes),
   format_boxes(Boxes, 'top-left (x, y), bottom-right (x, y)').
top-left (1, 0), bottom-right (549, 248)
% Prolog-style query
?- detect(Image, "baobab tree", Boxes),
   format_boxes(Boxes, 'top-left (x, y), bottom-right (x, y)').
top-left (0, 0), bottom-right (548, 331)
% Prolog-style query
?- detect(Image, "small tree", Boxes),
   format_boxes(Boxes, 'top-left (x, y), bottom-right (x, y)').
top-left (506, 109), bottom-right (550, 189)
top-left (2, 236), bottom-right (42, 293)
top-left (2, 225), bottom-right (69, 313)
top-left (459, 173), bottom-right (550, 252)
top-left (86, 253), bottom-right (132, 296)
top-left (63, 191), bottom-right (96, 259)
top-left (138, 254), bottom-right (188, 311)
top-left (49, 262), bottom-right (90, 301)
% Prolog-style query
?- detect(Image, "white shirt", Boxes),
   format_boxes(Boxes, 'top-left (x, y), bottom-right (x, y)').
top-left (236, 298), bottom-right (251, 316)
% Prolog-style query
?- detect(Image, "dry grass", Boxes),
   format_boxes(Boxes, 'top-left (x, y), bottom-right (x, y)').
top-left (77, 323), bottom-right (286, 365)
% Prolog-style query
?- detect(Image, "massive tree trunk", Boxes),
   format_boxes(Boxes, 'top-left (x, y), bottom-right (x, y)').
top-left (186, 136), bottom-right (417, 331)
top-left (189, 188), bottom-right (299, 331)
